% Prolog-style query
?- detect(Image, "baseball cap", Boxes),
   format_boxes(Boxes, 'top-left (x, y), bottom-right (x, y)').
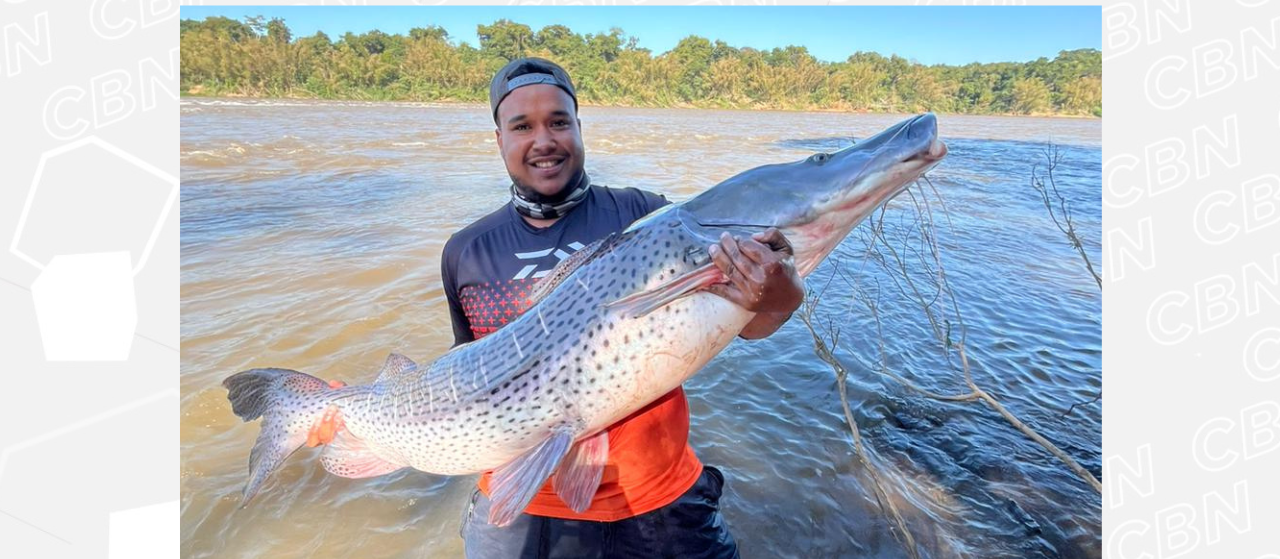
top-left (489, 57), bottom-right (578, 124)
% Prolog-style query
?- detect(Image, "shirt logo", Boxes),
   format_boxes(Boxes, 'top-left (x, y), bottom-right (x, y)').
top-left (512, 241), bottom-right (585, 280)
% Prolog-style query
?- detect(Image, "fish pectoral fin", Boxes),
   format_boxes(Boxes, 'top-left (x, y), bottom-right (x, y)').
top-left (305, 404), bottom-right (345, 447)
top-left (319, 430), bottom-right (407, 479)
top-left (374, 352), bottom-right (418, 385)
top-left (488, 427), bottom-right (576, 527)
top-left (553, 431), bottom-right (609, 513)
top-left (606, 263), bottom-right (724, 318)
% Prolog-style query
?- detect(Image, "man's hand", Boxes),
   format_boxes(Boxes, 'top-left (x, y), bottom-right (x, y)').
top-left (705, 228), bottom-right (804, 338)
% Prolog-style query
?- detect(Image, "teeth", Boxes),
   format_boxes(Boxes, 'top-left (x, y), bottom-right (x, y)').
top-left (533, 160), bottom-right (560, 168)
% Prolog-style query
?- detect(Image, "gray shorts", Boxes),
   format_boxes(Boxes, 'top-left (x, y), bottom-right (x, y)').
top-left (460, 466), bottom-right (740, 559)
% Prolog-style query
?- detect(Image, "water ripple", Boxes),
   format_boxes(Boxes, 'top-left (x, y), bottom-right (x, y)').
top-left (182, 103), bottom-right (1100, 558)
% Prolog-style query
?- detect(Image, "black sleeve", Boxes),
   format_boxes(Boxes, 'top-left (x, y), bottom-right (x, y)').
top-left (441, 237), bottom-right (474, 347)
top-left (639, 189), bottom-right (672, 214)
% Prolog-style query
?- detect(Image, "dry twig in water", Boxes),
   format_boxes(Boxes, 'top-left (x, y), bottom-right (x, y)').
top-left (799, 174), bottom-right (1101, 558)
top-left (1031, 144), bottom-right (1103, 415)
top-left (1031, 143), bottom-right (1103, 290)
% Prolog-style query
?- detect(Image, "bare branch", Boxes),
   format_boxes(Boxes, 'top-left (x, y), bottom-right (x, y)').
top-left (798, 298), bottom-right (921, 559)
top-left (806, 169), bottom-right (1101, 520)
top-left (1061, 392), bottom-right (1102, 419)
top-left (1031, 143), bottom-right (1102, 290)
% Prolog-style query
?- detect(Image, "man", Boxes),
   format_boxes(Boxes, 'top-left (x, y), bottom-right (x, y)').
top-left (442, 57), bottom-right (804, 558)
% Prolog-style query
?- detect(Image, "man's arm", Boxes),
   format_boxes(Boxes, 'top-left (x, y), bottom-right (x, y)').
top-left (740, 311), bottom-right (796, 340)
top-left (441, 242), bottom-right (476, 347)
top-left (703, 228), bottom-right (804, 340)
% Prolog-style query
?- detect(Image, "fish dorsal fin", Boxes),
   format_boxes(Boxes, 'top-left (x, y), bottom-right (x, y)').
top-left (488, 426), bottom-right (576, 526)
top-left (606, 262), bottom-right (725, 318)
top-left (375, 353), bottom-right (418, 385)
top-left (320, 429), bottom-right (407, 479)
top-left (553, 431), bottom-right (609, 513)
top-left (527, 234), bottom-right (618, 308)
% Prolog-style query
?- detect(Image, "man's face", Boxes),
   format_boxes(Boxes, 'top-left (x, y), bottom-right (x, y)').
top-left (495, 84), bottom-right (584, 198)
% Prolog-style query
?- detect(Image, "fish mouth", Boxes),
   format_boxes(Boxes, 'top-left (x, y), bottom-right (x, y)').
top-left (893, 138), bottom-right (946, 180)
top-left (894, 112), bottom-right (945, 162)
top-left (833, 113), bottom-right (944, 201)
top-left (918, 138), bottom-right (948, 161)
top-left (783, 113), bottom-right (947, 275)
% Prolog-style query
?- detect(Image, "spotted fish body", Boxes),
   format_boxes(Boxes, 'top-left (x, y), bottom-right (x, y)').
top-left (368, 217), bottom-right (746, 468)
top-left (225, 113), bottom-right (948, 526)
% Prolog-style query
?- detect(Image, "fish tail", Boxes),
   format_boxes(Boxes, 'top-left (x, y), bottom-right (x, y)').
top-left (223, 367), bottom-right (338, 506)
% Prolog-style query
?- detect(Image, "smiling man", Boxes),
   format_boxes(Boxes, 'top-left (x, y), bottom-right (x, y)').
top-left (442, 57), bottom-right (803, 558)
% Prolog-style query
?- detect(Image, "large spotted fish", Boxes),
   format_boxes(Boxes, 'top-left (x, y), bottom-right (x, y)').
top-left (223, 113), bottom-right (948, 526)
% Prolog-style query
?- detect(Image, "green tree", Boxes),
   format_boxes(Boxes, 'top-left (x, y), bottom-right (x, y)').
top-left (534, 25), bottom-right (585, 60)
top-left (1058, 75), bottom-right (1102, 116)
top-left (667, 35), bottom-right (714, 102)
top-left (1011, 77), bottom-right (1053, 115)
top-left (179, 15), bottom-right (1101, 117)
top-left (409, 26), bottom-right (449, 42)
top-left (477, 20), bottom-right (534, 61)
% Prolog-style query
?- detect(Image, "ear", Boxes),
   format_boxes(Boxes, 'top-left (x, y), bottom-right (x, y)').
top-left (495, 127), bottom-right (504, 150)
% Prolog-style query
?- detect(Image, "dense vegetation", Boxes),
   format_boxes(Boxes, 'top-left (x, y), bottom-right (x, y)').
top-left (180, 16), bottom-right (1102, 117)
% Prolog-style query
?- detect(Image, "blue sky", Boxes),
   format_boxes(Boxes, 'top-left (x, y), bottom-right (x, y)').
top-left (180, 6), bottom-right (1099, 66)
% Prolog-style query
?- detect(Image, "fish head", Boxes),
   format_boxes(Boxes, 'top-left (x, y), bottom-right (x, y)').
top-left (682, 113), bottom-right (947, 277)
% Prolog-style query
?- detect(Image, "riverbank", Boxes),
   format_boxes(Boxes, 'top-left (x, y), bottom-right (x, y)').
top-left (179, 90), bottom-right (1101, 120)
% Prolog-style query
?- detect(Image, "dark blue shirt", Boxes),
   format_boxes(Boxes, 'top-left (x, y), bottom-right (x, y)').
top-left (442, 185), bottom-right (669, 346)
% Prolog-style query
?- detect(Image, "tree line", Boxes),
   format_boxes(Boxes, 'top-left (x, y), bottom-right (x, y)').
top-left (180, 16), bottom-right (1102, 117)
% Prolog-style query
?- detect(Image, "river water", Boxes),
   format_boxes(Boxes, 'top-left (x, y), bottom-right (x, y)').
top-left (180, 99), bottom-right (1101, 558)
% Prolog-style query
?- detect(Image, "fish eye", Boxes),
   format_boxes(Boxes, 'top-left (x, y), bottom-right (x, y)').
top-left (810, 153), bottom-right (829, 164)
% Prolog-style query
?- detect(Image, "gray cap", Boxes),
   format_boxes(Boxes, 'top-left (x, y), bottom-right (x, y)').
top-left (489, 57), bottom-right (578, 124)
